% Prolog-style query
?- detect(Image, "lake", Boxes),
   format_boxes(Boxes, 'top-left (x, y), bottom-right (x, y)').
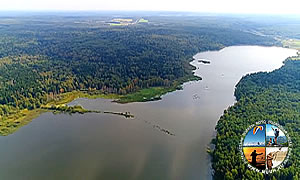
top-left (0, 46), bottom-right (297, 180)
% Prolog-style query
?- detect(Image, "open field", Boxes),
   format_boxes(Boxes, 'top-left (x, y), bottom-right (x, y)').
top-left (138, 18), bottom-right (149, 23)
top-left (282, 39), bottom-right (300, 50)
top-left (108, 18), bottom-right (148, 26)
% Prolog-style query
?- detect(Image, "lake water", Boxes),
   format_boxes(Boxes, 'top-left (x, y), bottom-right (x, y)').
top-left (0, 46), bottom-right (297, 180)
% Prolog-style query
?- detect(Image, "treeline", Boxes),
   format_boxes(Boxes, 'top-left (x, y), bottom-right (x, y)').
top-left (212, 58), bottom-right (300, 180)
top-left (0, 16), bottom-right (276, 118)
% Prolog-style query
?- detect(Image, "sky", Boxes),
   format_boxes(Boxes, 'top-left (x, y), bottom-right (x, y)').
top-left (1, 0), bottom-right (300, 14)
top-left (266, 124), bottom-right (285, 137)
top-left (243, 125), bottom-right (265, 146)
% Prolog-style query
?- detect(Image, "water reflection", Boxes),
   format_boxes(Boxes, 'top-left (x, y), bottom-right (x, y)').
top-left (0, 46), bottom-right (296, 180)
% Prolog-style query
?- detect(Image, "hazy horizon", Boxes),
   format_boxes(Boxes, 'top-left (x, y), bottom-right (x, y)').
top-left (1, 0), bottom-right (300, 15)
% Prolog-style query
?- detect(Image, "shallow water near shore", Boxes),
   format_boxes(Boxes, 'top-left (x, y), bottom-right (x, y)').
top-left (0, 46), bottom-right (297, 180)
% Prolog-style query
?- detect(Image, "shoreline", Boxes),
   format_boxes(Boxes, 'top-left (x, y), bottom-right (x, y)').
top-left (208, 41), bottom-right (300, 177)
top-left (2, 43), bottom-right (295, 136)
top-left (0, 73), bottom-right (200, 136)
top-left (210, 54), bottom-right (300, 179)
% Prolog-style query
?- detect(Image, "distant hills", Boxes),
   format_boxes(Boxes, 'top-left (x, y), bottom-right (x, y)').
top-left (266, 136), bottom-right (288, 146)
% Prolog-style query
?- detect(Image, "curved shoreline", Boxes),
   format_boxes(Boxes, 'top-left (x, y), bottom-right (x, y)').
top-left (0, 45), bottom-right (297, 180)
top-left (0, 60), bottom-right (200, 136)
top-left (1, 45), bottom-right (295, 137)
top-left (210, 54), bottom-right (300, 178)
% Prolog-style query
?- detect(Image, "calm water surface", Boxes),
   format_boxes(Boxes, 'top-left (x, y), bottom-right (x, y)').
top-left (0, 46), bottom-right (297, 180)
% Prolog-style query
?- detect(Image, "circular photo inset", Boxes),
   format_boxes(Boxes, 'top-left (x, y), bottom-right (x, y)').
top-left (241, 122), bottom-right (290, 174)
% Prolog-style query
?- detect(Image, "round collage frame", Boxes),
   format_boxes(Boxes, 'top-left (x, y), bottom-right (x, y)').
top-left (239, 120), bottom-right (292, 174)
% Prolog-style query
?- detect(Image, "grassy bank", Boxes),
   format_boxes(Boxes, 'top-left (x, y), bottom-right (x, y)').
top-left (117, 73), bottom-right (201, 103)
top-left (0, 54), bottom-right (201, 136)
top-left (0, 91), bottom-right (121, 136)
top-left (0, 75), bottom-right (199, 136)
top-left (0, 109), bottom-right (47, 136)
top-left (46, 91), bottom-right (122, 106)
top-left (117, 87), bottom-right (175, 103)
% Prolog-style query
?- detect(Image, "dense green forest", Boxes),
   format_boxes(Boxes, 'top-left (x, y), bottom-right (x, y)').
top-left (211, 57), bottom-right (300, 180)
top-left (1, 12), bottom-right (300, 179)
top-left (0, 15), bottom-right (276, 120)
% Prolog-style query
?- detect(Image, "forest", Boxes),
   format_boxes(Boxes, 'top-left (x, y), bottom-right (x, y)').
top-left (0, 12), bottom-right (300, 179)
top-left (211, 57), bottom-right (300, 180)
top-left (0, 15), bottom-right (276, 122)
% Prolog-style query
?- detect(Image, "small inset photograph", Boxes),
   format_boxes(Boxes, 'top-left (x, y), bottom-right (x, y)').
top-left (266, 147), bottom-right (288, 170)
top-left (243, 147), bottom-right (266, 170)
top-left (266, 124), bottom-right (288, 147)
top-left (243, 125), bottom-right (265, 147)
